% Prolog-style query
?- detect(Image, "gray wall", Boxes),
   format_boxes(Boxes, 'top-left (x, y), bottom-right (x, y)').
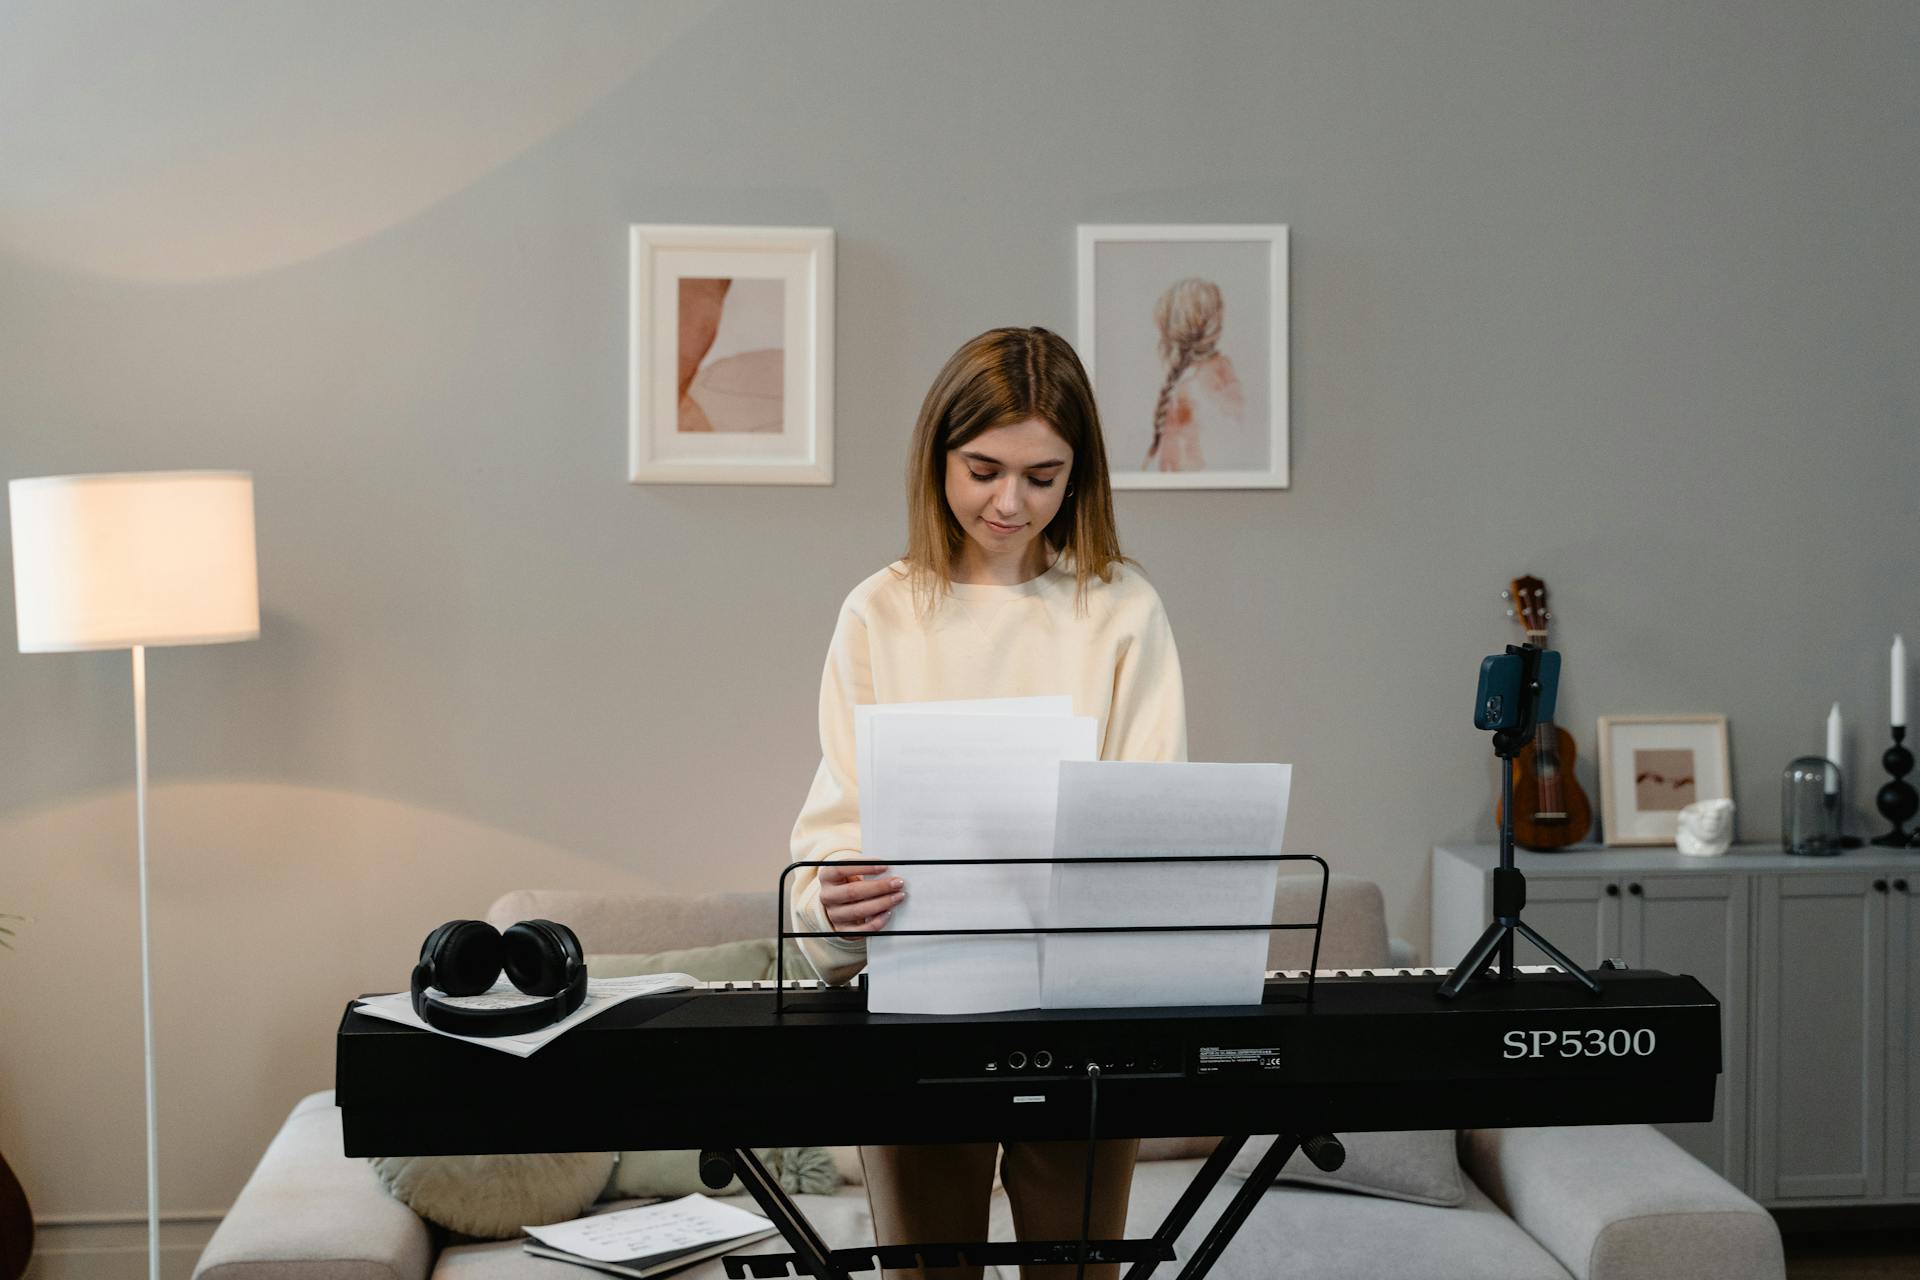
top-left (1, 0), bottom-right (1915, 1221)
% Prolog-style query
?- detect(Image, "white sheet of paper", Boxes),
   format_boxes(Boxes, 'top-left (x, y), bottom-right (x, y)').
top-left (854, 696), bottom-right (1073, 825)
top-left (351, 972), bottom-right (694, 1057)
top-left (862, 706), bottom-right (1095, 1014)
top-left (1041, 761), bottom-right (1292, 1009)
top-left (522, 1193), bottom-right (770, 1262)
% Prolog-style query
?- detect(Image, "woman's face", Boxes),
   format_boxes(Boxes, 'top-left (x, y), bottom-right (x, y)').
top-left (943, 416), bottom-right (1074, 578)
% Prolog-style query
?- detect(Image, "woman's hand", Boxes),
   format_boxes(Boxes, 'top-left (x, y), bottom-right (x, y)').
top-left (819, 862), bottom-right (906, 935)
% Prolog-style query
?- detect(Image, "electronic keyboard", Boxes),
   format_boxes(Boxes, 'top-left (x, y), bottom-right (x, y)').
top-left (337, 964), bottom-right (1719, 1158)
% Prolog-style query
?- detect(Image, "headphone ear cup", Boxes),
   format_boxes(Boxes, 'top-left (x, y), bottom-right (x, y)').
top-left (502, 919), bottom-right (576, 996)
top-left (428, 920), bottom-right (504, 996)
top-left (419, 920), bottom-right (461, 966)
top-left (544, 919), bottom-right (583, 969)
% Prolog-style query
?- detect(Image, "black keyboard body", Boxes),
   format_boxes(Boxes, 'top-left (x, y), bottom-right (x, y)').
top-left (337, 967), bottom-right (1719, 1156)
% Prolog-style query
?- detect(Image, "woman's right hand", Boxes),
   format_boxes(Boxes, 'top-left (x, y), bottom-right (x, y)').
top-left (819, 862), bottom-right (906, 935)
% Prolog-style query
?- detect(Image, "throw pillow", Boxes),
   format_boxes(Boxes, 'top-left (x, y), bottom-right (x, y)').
top-left (370, 1152), bottom-right (616, 1239)
top-left (1226, 1131), bottom-right (1465, 1207)
top-left (603, 1149), bottom-right (740, 1199)
top-left (776, 1145), bottom-right (840, 1195)
top-left (603, 1147), bottom-right (838, 1201)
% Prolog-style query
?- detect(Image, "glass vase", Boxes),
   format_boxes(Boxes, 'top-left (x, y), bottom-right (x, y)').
top-left (1781, 756), bottom-right (1844, 856)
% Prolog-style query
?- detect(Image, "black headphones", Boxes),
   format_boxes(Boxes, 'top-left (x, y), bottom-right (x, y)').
top-left (410, 918), bottom-right (587, 1037)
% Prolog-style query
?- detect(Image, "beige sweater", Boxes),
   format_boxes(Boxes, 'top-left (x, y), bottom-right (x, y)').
top-left (788, 556), bottom-right (1188, 983)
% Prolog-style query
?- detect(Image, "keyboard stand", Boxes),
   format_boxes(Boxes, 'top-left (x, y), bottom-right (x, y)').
top-left (706, 1131), bottom-right (1343, 1280)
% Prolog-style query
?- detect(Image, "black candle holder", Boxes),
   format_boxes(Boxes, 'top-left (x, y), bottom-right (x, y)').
top-left (1871, 725), bottom-right (1919, 848)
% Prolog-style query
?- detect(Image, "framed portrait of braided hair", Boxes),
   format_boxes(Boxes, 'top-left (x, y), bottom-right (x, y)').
top-left (1077, 224), bottom-right (1289, 490)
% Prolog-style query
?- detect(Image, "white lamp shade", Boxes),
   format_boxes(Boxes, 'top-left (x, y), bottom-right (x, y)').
top-left (9, 470), bottom-right (260, 652)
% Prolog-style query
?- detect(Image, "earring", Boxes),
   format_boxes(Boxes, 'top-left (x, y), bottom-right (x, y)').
top-left (1066, 485), bottom-right (1075, 496)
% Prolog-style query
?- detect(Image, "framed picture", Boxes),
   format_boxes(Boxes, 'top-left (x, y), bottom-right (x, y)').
top-left (629, 225), bottom-right (833, 484)
top-left (1596, 714), bottom-right (1733, 846)
top-left (1077, 224), bottom-right (1289, 489)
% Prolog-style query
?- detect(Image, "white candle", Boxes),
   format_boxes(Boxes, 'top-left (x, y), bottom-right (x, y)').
top-left (1895, 634), bottom-right (1908, 729)
top-left (1826, 702), bottom-right (1842, 794)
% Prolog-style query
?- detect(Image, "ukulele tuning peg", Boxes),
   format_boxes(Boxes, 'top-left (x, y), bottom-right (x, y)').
top-left (1505, 608), bottom-right (1515, 618)
top-left (1500, 590), bottom-right (1511, 600)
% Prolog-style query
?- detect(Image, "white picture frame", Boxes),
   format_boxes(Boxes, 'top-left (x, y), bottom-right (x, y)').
top-left (629, 224), bottom-right (834, 485)
top-left (1596, 714), bottom-right (1733, 847)
top-left (1077, 224), bottom-right (1289, 490)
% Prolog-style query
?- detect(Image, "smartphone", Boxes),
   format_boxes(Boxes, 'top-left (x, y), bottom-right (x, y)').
top-left (1474, 649), bottom-right (1560, 731)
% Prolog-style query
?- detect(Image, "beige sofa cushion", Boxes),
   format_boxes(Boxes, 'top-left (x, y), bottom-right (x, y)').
top-left (1124, 1158), bottom-right (1570, 1280)
top-left (1228, 1131), bottom-right (1465, 1206)
top-left (195, 1092), bottom-right (434, 1280)
top-left (1462, 1126), bottom-right (1784, 1280)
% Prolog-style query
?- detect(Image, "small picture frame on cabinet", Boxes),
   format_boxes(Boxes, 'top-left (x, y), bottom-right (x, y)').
top-left (1597, 714), bottom-right (1732, 846)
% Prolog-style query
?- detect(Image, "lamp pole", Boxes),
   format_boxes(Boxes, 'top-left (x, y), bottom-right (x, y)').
top-left (133, 645), bottom-right (159, 1280)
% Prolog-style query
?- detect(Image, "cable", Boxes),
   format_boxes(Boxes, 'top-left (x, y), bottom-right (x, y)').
top-left (1075, 1062), bottom-right (1100, 1280)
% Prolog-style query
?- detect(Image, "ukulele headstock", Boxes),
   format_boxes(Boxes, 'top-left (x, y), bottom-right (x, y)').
top-left (1503, 575), bottom-right (1552, 646)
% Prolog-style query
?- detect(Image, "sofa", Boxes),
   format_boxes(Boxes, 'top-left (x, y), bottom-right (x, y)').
top-left (194, 876), bottom-right (1785, 1280)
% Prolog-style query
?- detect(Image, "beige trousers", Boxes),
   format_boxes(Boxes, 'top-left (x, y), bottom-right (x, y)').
top-left (858, 1139), bottom-right (1140, 1280)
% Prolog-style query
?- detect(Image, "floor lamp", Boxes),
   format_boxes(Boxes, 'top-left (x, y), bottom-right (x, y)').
top-left (8, 471), bottom-right (259, 1280)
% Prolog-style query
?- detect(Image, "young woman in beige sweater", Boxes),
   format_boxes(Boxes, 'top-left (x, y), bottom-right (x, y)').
top-left (788, 326), bottom-right (1187, 1280)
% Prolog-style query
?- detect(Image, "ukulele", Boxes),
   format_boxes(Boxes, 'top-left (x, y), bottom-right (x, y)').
top-left (1495, 576), bottom-right (1593, 850)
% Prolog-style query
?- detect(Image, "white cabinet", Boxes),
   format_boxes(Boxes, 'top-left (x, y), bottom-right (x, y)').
top-left (1752, 872), bottom-right (1885, 1200)
top-left (1892, 875), bottom-right (1919, 1198)
top-left (1433, 844), bottom-right (1914, 1208)
top-left (1628, 872), bottom-right (1750, 1187)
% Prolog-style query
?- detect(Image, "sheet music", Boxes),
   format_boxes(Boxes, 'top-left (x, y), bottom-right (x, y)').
top-left (522, 1193), bottom-right (771, 1263)
top-left (352, 973), bottom-right (693, 1057)
top-left (861, 704), bottom-right (1095, 1014)
top-left (1041, 761), bottom-right (1292, 1008)
top-left (855, 695), bottom-right (1072, 808)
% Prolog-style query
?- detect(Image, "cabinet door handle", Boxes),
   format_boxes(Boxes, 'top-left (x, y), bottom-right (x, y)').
top-left (1628, 882), bottom-right (1643, 896)
top-left (1873, 879), bottom-right (1889, 893)
top-left (1605, 884), bottom-right (1620, 897)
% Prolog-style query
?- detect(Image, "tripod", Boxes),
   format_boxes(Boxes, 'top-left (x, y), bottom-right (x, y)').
top-left (1438, 644), bottom-right (1601, 1000)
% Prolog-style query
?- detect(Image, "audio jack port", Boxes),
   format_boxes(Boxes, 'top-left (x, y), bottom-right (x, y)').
top-left (1007, 1051), bottom-right (1027, 1070)
top-left (1034, 1050), bottom-right (1053, 1069)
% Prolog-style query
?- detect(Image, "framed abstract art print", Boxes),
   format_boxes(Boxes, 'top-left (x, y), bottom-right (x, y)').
top-left (629, 225), bottom-right (834, 485)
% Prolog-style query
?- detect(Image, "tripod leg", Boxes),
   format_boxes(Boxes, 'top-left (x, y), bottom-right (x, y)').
top-left (1511, 920), bottom-right (1603, 996)
top-left (1437, 921), bottom-right (1510, 1000)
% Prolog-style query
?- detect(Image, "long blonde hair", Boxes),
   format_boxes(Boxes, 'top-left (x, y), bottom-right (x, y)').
top-left (901, 327), bottom-right (1131, 619)
top-left (1147, 278), bottom-right (1223, 462)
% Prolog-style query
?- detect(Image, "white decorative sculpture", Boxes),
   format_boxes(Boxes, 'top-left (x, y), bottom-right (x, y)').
top-left (1676, 798), bottom-right (1735, 856)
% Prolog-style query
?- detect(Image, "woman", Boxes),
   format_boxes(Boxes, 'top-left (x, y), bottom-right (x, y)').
top-left (788, 326), bottom-right (1187, 1280)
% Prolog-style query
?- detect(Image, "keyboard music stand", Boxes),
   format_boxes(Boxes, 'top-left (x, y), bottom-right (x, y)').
top-left (707, 853), bottom-right (1344, 1280)
top-left (1438, 644), bottom-right (1601, 1000)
